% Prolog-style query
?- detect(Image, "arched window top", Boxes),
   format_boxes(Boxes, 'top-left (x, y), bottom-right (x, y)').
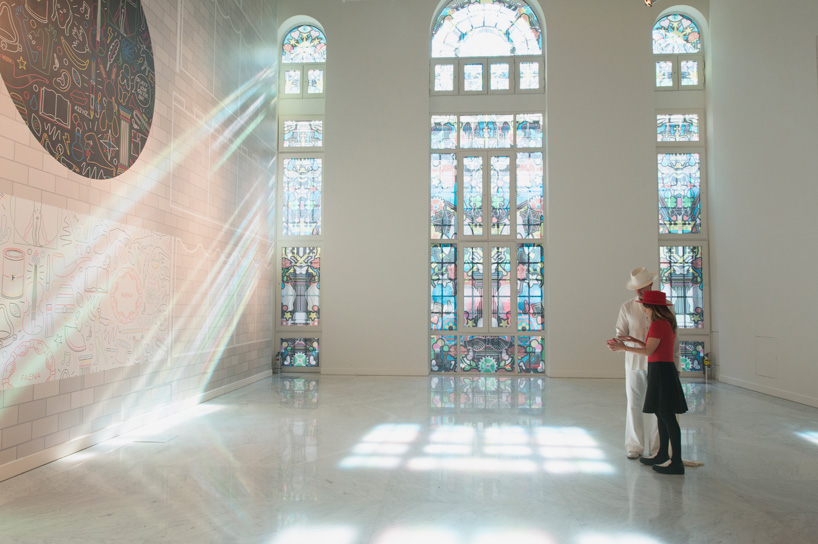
top-left (282, 25), bottom-right (327, 64)
top-left (652, 14), bottom-right (701, 54)
top-left (431, 0), bottom-right (542, 58)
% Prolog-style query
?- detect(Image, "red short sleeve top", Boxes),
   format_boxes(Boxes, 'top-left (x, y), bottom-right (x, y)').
top-left (646, 319), bottom-right (675, 363)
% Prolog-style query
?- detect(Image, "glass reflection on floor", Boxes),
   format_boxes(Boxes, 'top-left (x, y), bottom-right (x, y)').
top-left (277, 376), bottom-right (320, 502)
top-left (279, 376), bottom-right (319, 408)
top-left (340, 376), bottom-right (613, 474)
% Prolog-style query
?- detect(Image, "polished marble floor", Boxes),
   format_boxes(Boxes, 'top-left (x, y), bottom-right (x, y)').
top-left (1, 375), bottom-right (817, 543)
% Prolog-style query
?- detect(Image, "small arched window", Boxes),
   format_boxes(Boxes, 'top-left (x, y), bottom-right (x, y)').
top-left (281, 25), bottom-right (327, 98)
top-left (652, 14), bottom-right (703, 90)
top-left (430, 0), bottom-right (544, 95)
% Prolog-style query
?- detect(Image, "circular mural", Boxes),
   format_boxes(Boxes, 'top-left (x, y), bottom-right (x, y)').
top-left (0, 0), bottom-right (156, 179)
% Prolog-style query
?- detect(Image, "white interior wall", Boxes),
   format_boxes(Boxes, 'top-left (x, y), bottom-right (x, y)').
top-left (277, 0), bottom-right (697, 378)
top-left (709, 0), bottom-right (818, 407)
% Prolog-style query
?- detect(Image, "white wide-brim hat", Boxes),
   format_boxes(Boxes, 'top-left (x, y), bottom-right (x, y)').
top-left (626, 267), bottom-right (657, 290)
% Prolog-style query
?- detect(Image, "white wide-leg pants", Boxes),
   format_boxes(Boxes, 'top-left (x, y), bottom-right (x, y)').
top-left (625, 368), bottom-right (659, 456)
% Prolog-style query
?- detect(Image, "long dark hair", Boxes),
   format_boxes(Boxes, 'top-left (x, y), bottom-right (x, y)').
top-left (644, 304), bottom-right (677, 333)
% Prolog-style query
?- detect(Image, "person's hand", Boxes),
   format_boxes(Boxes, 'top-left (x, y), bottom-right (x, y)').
top-left (607, 338), bottom-right (625, 352)
top-left (616, 335), bottom-right (645, 347)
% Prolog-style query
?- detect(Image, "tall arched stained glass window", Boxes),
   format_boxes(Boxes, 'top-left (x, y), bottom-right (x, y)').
top-left (277, 21), bottom-right (327, 373)
top-left (281, 25), bottom-right (327, 97)
top-left (652, 14), bottom-right (702, 90)
top-left (430, 0), bottom-right (544, 95)
top-left (429, 1), bottom-right (546, 375)
top-left (653, 12), bottom-right (709, 373)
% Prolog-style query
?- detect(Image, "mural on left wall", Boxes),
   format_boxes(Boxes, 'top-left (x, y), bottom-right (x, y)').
top-left (0, 0), bottom-right (156, 179)
top-left (0, 193), bottom-right (172, 389)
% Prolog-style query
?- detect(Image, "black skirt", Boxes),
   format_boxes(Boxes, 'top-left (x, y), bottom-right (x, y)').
top-left (643, 361), bottom-right (689, 414)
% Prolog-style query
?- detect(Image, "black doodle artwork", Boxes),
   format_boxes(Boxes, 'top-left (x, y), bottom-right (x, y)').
top-left (0, 0), bottom-right (155, 179)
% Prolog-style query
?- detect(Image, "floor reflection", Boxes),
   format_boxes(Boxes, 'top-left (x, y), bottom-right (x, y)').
top-left (279, 375), bottom-right (320, 408)
top-left (430, 376), bottom-right (544, 413)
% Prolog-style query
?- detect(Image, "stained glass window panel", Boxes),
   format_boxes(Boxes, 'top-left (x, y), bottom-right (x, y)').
top-left (307, 69), bottom-right (324, 94)
top-left (659, 245), bottom-right (704, 329)
top-left (460, 115), bottom-right (514, 149)
top-left (491, 247), bottom-right (511, 328)
top-left (460, 336), bottom-right (515, 373)
top-left (281, 338), bottom-right (319, 368)
top-left (463, 247), bottom-right (484, 328)
top-left (652, 15), bottom-right (701, 54)
top-left (658, 153), bottom-right (701, 234)
top-left (520, 61), bottom-right (540, 90)
top-left (463, 156), bottom-right (484, 236)
top-left (516, 152), bottom-right (544, 239)
top-left (490, 63), bottom-right (510, 90)
top-left (430, 245), bottom-right (457, 331)
top-left (516, 114), bottom-right (543, 148)
top-left (490, 156), bottom-right (511, 236)
top-left (517, 244), bottom-right (544, 331)
top-left (431, 154), bottom-right (457, 239)
top-left (431, 115), bottom-right (457, 149)
top-left (282, 158), bottom-right (322, 236)
top-left (431, 0), bottom-right (543, 58)
top-left (281, 247), bottom-right (321, 326)
top-left (431, 336), bottom-right (458, 373)
top-left (464, 63), bottom-right (484, 92)
top-left (657, 114), bottom-right (699, 142)
top-left (282, 120), bottom-right (323, 148)
top-left (680, 60), bottom-right (699, 86)
top-left (284, 69), bottom-right (301, 95)
top-left (656, 61), bottom-right (673, 87)
top-left (517, 336), bottom-right (544, 374)
top-left (435, 64), bottom-right (455, 92)
top-left (680, 340), bottom-right (705, 372)
top-left (282, 25), bottom-right (328, 63)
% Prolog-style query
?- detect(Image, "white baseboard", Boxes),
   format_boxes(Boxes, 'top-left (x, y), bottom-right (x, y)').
top-left (719, 375), bottom-right (818, 409)
top-left (0, 371), bottom-right (272, 483)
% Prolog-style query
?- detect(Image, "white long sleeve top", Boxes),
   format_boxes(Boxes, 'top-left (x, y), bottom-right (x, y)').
top-left (615, 297), bottom-right (681, 372)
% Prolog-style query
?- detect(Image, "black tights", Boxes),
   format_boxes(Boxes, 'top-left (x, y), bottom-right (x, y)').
top-left (656, 412), bottom-right (682, 464)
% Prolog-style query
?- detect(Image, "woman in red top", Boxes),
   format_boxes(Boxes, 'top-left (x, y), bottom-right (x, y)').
top-left (610, 290), bottom-right (688, 474)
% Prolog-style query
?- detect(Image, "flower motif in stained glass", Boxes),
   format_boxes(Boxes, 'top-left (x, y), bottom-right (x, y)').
top-left (463, 247), bottom-right (484, 328)
top-left (656, 61), bottom-right (673, 87)
top-left (517, 336), bottom-right (544, 374)
top-left (459, 336), bottom-right (515, 373)
top-left (490, 63), bottom-right (510, 90)
top-left (435, 64), bottom-right (455, 92)
top-left (463, 156), bottom-right (484, 236)
top-left (516, 114), bottom-right (543, 148)
top-left (282, 25), bottom-right (327, 63)
top-left (516, 152), bottom-right (543, 239)
top-left (491, 247), bottom-right (511, 328)
top-left (520, 62), bottom-right (539, 90)
top-left (283, 120), bottom-right (323, 148)
top-left (281, 338), bottom-right (319, 368)
top-left (680, 60), bottom-right (699, 86)
top-left (432, 0), bottom-right (543, 58)
top-left (431, 245), bottom-right (457, 331)
top-left (657, 114), bottom-right (699, 142)
top-left (431, 115), bottom-right (458, 149)
top-left (657, 153), bottom-right (701, 234)
top-left (460, 115), bottom-right (514, 149)
top-left (431, 336), bottom-right (458, 372)
top-left (281, 247), bottom-right (321, 326)
top-left (308, 69), bottom-right (324, 94)
top-left (659, 245), bottom-right (704, 329)
top-left (464, 63), bottom-right (484, 91)
top-left (517, 244), bottom-right (544, 331)
top-left (282, 157), bottom-right (322, 236)
top-left (680, 340), bottom-right (705, 372)
top-left (285, 69), bottom-right (301, 94)
top-left (431, 154), bottom-right (458, 239)
top-left (652, 14), bottom-right (701, 55)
